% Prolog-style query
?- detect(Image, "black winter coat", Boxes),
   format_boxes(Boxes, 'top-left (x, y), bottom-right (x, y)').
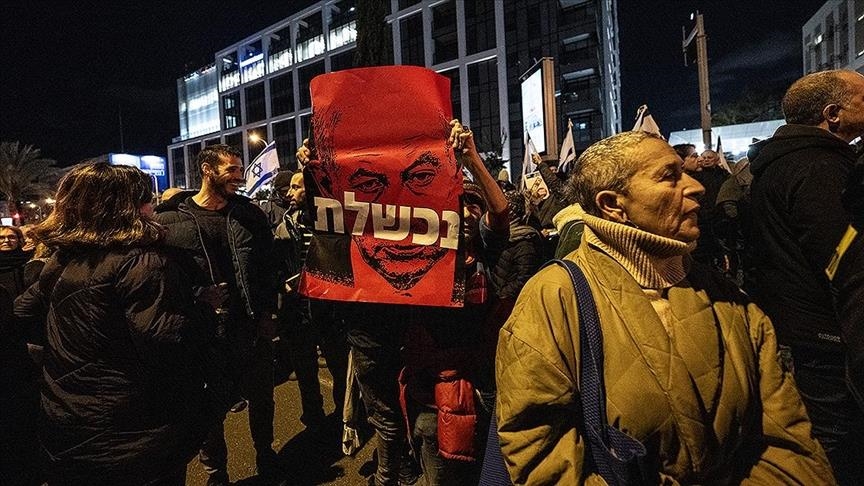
top-left (488, 223), bottom-right (544, 300)
top-left (748, 124), bottom-right (858, 353)
top-left (13, 246), bottom-right (209, 482)
top-left (154, 195), bottom-right (276, 323)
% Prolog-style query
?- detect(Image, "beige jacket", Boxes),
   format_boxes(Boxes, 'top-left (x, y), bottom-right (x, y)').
top-left (496, 241), bottom-right (834, 485)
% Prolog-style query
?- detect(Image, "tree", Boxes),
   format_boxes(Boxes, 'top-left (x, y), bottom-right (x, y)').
top-left (0, 141), bottom-right (59, 217)
top-left (353, 0), bottom-right (392, 67)
top-left (475, 128), bottom-right (508, 179)
top-left (712, 87), bottom-right (784, 126)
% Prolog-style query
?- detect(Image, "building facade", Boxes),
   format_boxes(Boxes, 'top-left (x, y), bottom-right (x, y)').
top-left (802, 0), bottom-right (864, 75)
top-left (167, 0), bottom-right (620, 188)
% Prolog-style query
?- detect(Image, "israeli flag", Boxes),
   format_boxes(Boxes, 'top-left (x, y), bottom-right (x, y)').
top-left (244, 141), bottom-right (280, 196)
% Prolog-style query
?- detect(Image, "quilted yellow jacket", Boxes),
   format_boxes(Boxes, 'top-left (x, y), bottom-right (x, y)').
top-left (495, 241), bottom-right (835, 485)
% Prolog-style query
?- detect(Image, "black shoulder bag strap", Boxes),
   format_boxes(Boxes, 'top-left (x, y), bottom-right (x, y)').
top-left (549, 259), bottom-right (646, 486)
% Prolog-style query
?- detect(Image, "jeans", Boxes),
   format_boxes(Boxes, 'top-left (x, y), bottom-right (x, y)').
top-left (793, 349), bottom-right (864, 485)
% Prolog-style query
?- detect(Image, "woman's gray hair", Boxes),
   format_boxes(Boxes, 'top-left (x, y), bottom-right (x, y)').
top-left (565, 131), bottom-right (661, 216)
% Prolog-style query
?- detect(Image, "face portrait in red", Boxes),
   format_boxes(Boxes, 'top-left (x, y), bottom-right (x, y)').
top-left (301, 66), bottom-right (463, 306)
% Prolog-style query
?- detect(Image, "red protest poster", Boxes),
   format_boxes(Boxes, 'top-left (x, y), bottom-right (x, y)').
top-left (298, 66), bottom-right (465, 307)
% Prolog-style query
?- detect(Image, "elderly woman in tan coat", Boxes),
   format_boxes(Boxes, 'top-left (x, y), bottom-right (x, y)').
top-left (495, 131), bottom-right (834, 485)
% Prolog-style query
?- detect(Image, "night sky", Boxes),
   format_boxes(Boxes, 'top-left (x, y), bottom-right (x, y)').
top-left (1, 1), bottom-right (824, 167)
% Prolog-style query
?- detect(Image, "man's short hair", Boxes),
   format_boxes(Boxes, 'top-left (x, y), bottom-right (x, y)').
top-left (672, 143), bottom-right (696, 159)
top-left (272, 170), bottom-right (293, 190)
top-left (782, 70), bottom-right (856, 126)
top-left (197, 144), bottom-right (241, 170)
top-left (566, 131), bottom-right (661, 216)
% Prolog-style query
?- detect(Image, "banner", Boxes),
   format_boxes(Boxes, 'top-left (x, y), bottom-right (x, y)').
top-left (299, 66), bottom-right (463, 307)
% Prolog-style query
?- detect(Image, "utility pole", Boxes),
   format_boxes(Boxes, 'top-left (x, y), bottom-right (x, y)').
top-left (118, 103), bottom-right (126, 153)
top-left (683, 12), bottom-right (712, 149)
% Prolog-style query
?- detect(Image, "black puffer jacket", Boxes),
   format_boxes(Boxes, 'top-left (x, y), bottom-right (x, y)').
top-left (13, 247), bottom-right (208, 482)
top-left (748, 124), bottom-right (858, 353)
top-left (155, 195), bottom-right (276, 322)
top-left (488, 222), bottom-right (544, 300)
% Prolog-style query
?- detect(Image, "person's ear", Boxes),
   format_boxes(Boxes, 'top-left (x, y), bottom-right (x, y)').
top-left (595, 190), bottom-right (628, 224)
top-left (823, 103), bottom-right (842, 124)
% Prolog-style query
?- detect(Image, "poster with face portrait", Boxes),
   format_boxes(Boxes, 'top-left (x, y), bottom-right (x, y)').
top-left (298, 66), bottom-right (465, 307)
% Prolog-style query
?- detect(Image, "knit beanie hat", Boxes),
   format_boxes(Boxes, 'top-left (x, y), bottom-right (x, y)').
top-left (462, 180), bottom-right (486, 211)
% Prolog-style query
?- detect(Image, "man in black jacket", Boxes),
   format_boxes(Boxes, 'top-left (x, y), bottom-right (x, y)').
top-left (155, 144), bottom-right (281, 486)
top-left (748, 69), bottom-right (864, 484)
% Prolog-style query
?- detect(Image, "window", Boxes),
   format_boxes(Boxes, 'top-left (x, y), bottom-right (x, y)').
top-left (222, 91), bottom-right (241, 129)
top-left (437, 68), bottom-right (461, 119)
top-left (224, 132), bottom-right (243, 153)
top-left (468, 59), bottom-right (500, 153)
top-left (400, 14), bottom-right (425, 66)
top-left (219, 52), bottom-right (240, 92)
top-left (241, 40), bottom-right (264, 83)
top-left (245, 83), bottom-right (266, 124)
top-left (247, 126), bottom-right (268, 160)
top-left (270, 73), bottom-right (294, 116)
top-left (296, 12), bottom-right (325, 62)
top-left (330, 48), bottom-right (357, 71)
top-left (269, 25), bottom-right (293, 73)
top-left (465, 0), bottom-right (496, 55)
top-left (171, 147), bottom-right (186, 188)
top-left (273, 118), bottom-right (298, 170)
top-left (432, 1), bottom-right (458, 64)
top-left (297, 61), bottom-right (325, 110)
top-left (329, 1), bottom-right (358, 49)
top-left (187, 143), bottom-right (203, 189)
top-left (398, 0), bottom-right (420, 10)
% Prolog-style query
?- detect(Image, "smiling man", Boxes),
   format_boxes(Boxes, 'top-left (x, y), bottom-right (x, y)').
top-left (154, 144), bottom-right (282, 486)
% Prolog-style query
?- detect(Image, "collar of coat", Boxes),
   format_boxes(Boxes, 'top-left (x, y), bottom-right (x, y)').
top-left (582, 213), bottom-right (693, 289)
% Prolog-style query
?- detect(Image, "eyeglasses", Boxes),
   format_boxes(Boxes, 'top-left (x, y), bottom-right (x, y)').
top-left (0, 235), bottom-right (19, 241)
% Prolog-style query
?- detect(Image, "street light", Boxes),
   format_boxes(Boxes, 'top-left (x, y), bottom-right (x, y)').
top-left (249, 133), bottom-right (266, 146)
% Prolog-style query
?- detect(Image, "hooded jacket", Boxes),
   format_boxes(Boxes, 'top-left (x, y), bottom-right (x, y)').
top-left (748, 124), bottom-right (857, 353)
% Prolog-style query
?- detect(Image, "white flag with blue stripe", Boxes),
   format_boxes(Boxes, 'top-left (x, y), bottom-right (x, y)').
top-left (244, 141), bottom-right (279, 196)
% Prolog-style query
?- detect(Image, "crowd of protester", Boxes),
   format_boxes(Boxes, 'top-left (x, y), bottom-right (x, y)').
top-left (0, 68), bottom-right (862, 486)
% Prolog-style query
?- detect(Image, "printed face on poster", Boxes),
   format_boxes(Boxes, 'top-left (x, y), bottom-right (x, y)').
top-left (298, 66), bottom-right (465, 307)
top-left (523, 171), bottom-right (549, 205)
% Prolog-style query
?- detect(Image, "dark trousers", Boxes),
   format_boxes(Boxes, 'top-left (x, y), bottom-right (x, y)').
top-left (336, 304), bottom-right (408, 486)
top-left (278, 295), bottom-right (326, 426)
top-left (200, 338), bottom-right (275, 475)
top-left (308, 298), bottom-right (351, 421)
top-left (793, 350), bottom-right (864, 485)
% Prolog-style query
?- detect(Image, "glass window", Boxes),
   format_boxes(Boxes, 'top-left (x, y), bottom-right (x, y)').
top-left (437, 68), bottom-right (461, 119)
top-left (270, 73), bottom-right (294, 117)
top-left (296, 11), bottom-right (325, 62)
top-left (224, 132), bottom-right (243, 154)
top-left (465, 0), bottom-right (496, 55)
top-left (298, 61), bottom-right (325, 110)
top-left (241, 40), bottom-right (264, 83)
top-left (219, 52), bottom-right (240, 92)
top-left (245, 83), bottom-right (266, 124)
top-left (269, 25), bottom-right (293, 73)
top-left (247, 126), bottom-right (268, 160)
top-left (330, 48), bottom-right (357, 72)
top-left (171, 147), bottom-right (186, 188)
top-left (205, 137), bottom-right (221, 146)
top-left (273, 118), bottom-right (298, 170)
top-left (329, 1), bottom-right (358, 49)
top-left (432, 1), bottom-right (457, 64)
top-left (187, 143), bottom-right (203, 189)
top-left (222, 91), bottom-right (241, 129)
top-left (467, 59), bottom-right (500, 153)
top-left (398, 0), bottom-right (420, 10)
top-left (400, 14), bottom-right (425, 66)
top-left (300, 114), bottom-right (312, 142)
